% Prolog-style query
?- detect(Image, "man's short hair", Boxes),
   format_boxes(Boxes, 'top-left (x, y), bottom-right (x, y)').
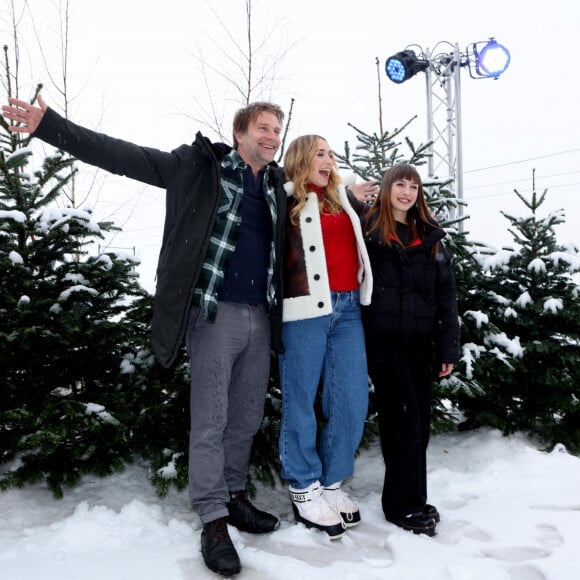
top-left (232, 102), bottom-right (285, 148)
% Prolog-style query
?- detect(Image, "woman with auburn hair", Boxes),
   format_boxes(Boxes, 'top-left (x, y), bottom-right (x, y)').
top-left (360, 163), bottom-right (460, 537)
top-left (279, 134), bottom-right (375, 539)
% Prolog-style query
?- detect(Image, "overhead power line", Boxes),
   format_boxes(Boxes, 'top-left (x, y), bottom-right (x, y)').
top-left (466, 180), bottom-right (580, 201)
top-left (466, 170), bottom-right (580, 191)
top-left (465, 147), bottom-right (580, 174)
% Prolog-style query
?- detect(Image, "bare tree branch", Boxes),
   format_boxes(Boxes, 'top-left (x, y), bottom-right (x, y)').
top-left (184, 0), bottom-right (297, 142)
top-left (375, 57), bottom-right (384, 136)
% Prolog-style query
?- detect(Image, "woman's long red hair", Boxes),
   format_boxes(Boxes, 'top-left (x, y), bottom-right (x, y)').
top-left (365, 164), bottom-right (439, 248)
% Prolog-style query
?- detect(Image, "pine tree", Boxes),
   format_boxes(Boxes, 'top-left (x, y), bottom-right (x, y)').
top-left (120, 293), bottom-right (191, 496)
top-left (458, 175), bottom-right (580, 451)
top-left (0, 87), bottom-right (147, 497)
top-left (336, 117), bottom-right (431, 182)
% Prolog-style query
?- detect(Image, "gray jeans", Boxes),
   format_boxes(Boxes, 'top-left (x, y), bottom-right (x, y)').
top-left (185, 301), bottom-right (271, 523)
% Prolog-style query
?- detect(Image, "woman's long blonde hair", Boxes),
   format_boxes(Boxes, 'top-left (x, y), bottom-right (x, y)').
top-left (283, 135), bottom-right (342, 225)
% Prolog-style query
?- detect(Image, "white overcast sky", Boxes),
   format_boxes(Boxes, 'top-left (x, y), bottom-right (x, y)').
top-left (3, 0), bottom-right (579, 292)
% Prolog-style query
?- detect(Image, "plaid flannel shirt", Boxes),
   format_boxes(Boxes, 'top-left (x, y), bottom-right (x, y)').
top-left (192, 149), bottom-right (278, 321)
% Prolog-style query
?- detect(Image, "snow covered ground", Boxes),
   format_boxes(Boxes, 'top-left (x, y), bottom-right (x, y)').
top-left (1, 428), bottom-right (578, 580)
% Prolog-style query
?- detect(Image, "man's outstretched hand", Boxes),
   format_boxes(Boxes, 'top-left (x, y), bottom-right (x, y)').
top-left (2, 94), bottom-right (47, 134)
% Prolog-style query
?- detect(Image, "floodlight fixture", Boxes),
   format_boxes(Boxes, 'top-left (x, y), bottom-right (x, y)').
top-left (385, 49), bottom-right (430, 84)
top-left (383, 37), bottom-right (510, 231)
top-left (468, 38), bottom-right (511, 79)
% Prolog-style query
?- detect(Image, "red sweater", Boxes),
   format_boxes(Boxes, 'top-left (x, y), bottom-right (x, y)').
top-left (321, 210), bottom-right (359, 292)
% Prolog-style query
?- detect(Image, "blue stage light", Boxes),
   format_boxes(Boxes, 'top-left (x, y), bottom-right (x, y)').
top-left (385, 50), bottom-right (429, 84)
top-left (385, 55), bottom-right (407, 83)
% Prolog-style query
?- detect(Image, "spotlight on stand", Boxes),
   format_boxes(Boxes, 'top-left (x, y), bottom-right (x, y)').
top-left (385, 49), bottom-right (430, 84)
top-left (382, 37), bottom-right (511, 232)
top-left (468, 37), bottom-right (511, 79)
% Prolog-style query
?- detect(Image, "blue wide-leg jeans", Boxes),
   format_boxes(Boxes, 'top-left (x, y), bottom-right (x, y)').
top-left (278, 290), bottom-right (369, 489)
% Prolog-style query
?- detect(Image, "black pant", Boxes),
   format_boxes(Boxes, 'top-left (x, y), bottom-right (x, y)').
top-left (366, 333), bottom-right (433, 519)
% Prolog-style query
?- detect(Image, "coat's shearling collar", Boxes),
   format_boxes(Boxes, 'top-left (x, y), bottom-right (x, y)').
top-left (281, 179), bottom-right (373, 323)
top-left (336, 182), bottom-right (373, 306)
top-left (341, 172), bottom-right (356, 187)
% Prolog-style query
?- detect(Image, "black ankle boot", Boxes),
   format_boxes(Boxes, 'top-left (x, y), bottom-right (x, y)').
top-left (387, 512), bottom-right (437, 536)
top-left (226, 490), bottom-right (280, 533)
top-left (424, 503), bottom-right (440, 523)
top-left (201, 517), bottom-right (241, 577)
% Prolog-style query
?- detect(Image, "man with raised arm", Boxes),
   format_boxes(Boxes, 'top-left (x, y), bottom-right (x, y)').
top-left (3, 94), bottom-right (286, 577)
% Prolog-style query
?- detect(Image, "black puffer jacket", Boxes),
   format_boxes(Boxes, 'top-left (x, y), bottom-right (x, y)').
top-left (362, 220), bottom-right (460, 365)
top-left (34, 108), bottom-right (287, 367)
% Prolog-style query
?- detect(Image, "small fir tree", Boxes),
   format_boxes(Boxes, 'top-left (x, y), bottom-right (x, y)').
top-left (120, 292), bottom-right (191, 496)
top-left (458, 175), bottom-right (580, 451)
top-left (0, 88), bottom-right (147, 497)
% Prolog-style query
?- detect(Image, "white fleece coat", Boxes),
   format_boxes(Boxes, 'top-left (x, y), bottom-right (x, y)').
top-left (282, 178), bottom-right (373, 322)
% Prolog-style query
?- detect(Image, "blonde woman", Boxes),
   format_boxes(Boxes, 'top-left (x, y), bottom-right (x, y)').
top-left (279, 135), bottom-right (373, 539)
